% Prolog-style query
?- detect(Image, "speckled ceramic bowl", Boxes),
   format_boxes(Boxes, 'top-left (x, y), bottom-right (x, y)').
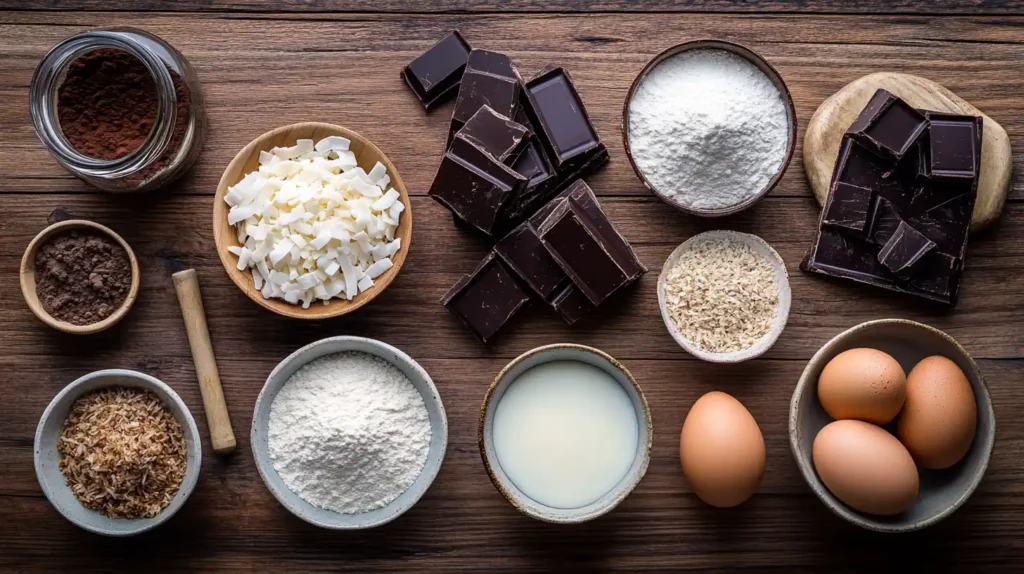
top-left (34, 369), bottom-right (202, 536)
top-left (657, 230), bottom-right (791, 363)
top-left (479, 344), bottom-right (652, 524)
top-left (251, 336), bottom-right (448, 530)
top-left (790, 319), bottom-right (995, 532)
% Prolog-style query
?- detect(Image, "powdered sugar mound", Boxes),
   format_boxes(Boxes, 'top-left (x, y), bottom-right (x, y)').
top-left (268, 351), bottom-right (431, 514)
top-left (627, 49), bottom-right (790, 210)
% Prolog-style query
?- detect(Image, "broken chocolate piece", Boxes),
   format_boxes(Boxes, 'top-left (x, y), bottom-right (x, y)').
top-left (866, 195), bottom-right (903, 246)
top-left (823, 182), bottom-right (874, 233)
top-left (450, 50), bottom-right (522, 141)
top-left (494, 222), bottom-right (566, 301)
top-left (457, 105), bottom-right (529, 164)
top-left (908, 252), bottom-right (960, 298)
top-left (401, 31), bottom-right (472, 110)
top-left (537, 196), bottom-right (628, 306)
top-left (520, 67), bottom-right (604, 172)
top-left (428, 136), bottom-right (525, 236)
top-left (441, 252), bottom-right (530, 343)
top-left (924, 112), bottom-right (983, 180)
top-left (802, 229), bottom-right (894, 287)
top-left (847, 89), bottom-right (928, 162)
top-left (877, 221), bottom-right (936, 277)
top-left (551, 282), bottom-right (594, 326)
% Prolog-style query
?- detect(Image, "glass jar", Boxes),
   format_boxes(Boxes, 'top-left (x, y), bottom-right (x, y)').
top-left (30, 28), bottom-right (206, 193)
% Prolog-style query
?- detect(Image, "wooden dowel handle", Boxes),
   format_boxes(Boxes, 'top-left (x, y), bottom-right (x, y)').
top-left (172, 269), bottom-right (237, 455)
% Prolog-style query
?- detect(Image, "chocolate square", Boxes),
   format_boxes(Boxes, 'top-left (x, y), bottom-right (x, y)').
top-left (457, 105), bottom-right (529, 164)
top-left (441, 252), bottom-right (530, 343)
top-left (428, 137), bottom-right (525, 236)
top-left (551, 282), bottom-right (594, 326)
top-left (536, 197), bottom-right (629, 306)
top-left (449, 50), bottom-right (522, 140)
top-left (848, 89), bottom-right (927, 162)
top-left (925, 112), bottom-right (983, 180)
top-left (400, 31), bottom-right (472, 110)
top-left (520, 67), bottom-right (604, 172)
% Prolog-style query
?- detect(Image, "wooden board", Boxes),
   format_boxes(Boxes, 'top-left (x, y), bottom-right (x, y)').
top-left (2, 6), bottom-right (1024, 572)
top-left (804, 72), bottom-right (1013, 231)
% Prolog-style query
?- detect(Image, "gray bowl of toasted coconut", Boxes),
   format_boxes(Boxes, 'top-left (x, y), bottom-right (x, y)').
top-left (657, 230), bottom-right (791, 363)
top-left (34, 369), bottom-right (202, 536)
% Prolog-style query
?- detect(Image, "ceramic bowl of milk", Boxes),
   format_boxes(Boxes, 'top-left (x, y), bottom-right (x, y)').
top-left (479, 344), bottom-right (652, 523)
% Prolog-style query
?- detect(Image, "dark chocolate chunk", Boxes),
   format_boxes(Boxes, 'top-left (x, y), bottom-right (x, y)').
top-left (866, 195), bottom-right (904, 246)
top-left (520, 67), bottom-right (604, 171)
top-left (441, 252), bottom-right (530, 343)
top-left (908, 252), bottom-right (959, 298)
top-left (494, 222), bottom-right (566, 301)
top-left (551, 282), bottom-right (594, 326)
top-left (823, 182), bottom-right (874, 233)
top-left (428, 136), bottom-right (525, 236)
top-left (924, 112), bottom-right (983, 180)
top-left (877, 221), bottom-right (936, 277)
top-left (847, 89), bottom-right (927, 162)
top-left (803, 229), bottom-right (894, 287)
top-left (401, 31), bottom-right (472, 110)
top-left (457, 105), bottom-right (529, 163)
top-left (537, 196), bottom-right (628, 306)
top-left (559, 180), bottom-right (646, 281)
top-left (450, 50), bottom-right (522, 141)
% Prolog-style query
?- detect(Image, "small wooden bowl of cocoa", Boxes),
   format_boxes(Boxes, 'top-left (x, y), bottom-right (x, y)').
top-left (20, 220), bottom-right (140, 335)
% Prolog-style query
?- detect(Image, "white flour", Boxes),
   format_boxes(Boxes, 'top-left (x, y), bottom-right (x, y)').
top-left (627, 49), bottom-right (790, 210)
top-left (268, 351), bottom-right (431, 514)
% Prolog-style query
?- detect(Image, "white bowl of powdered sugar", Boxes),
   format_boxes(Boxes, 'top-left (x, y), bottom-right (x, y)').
top-left (623, 40), bottom-right (797, 217)
top-left (251, 336), bottom-right (447, 529)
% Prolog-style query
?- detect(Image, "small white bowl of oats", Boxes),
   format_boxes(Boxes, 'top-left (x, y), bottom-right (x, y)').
top-left (657, 230), bottom-right (791, 363)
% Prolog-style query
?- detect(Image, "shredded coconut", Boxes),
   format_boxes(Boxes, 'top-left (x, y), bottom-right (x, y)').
top-left (627, 49), bottom-right (790, 210)
top-left (663, 236), bottom-right (779, 353)
top-left (57, 387), bottom-right (187, 519)
top-left (268, 351), bottom-right (431, 514)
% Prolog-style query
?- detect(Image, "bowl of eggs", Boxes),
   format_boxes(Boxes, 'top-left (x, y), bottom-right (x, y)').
top-left (790, 318), bottom-right (995, 532)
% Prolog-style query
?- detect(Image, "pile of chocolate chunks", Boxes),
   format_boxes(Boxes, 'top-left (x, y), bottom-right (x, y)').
top-left (402, 31), bottom-right (645, 341)
top-left (802, 89), bottom-right (983, 306)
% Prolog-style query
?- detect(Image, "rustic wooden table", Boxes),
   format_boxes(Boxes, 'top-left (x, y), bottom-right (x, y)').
top-left (1, 1), bottom-right (1022, 572)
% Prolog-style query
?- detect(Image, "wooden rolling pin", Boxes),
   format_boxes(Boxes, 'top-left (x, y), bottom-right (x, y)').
top-left (172, 269), bottom-right (237, 455)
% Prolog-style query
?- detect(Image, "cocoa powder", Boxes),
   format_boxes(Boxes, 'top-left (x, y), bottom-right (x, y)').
top-left (57, 48), bottom-right (190, 170)
top-left (34, 231), bottom-right (132, 326)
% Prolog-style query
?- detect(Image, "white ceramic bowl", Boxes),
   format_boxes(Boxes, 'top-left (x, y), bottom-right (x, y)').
top-left (657, 230), bottom-right (791, 363)
top-left (479, 344), bottom-right (653, 524)
top-left (34, 369), bottom-right (202, 536)
top-left (251, 336), bottom-right (448, 529)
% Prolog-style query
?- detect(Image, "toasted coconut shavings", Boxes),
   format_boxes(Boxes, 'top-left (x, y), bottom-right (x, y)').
top-left (664, 237), bottom-right (779, 353)
top-left (57, 387), bottom-right (187, 519)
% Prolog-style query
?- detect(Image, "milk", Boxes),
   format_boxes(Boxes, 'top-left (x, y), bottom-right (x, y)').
top-left (492, 360), bottom-right (639, 509)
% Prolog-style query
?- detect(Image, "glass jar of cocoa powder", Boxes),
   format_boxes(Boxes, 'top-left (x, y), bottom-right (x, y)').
top-left (30, 28), bottom-right (206, 193)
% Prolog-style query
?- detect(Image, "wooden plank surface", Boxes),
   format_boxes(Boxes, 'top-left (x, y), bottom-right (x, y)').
top-left (1, 6), bottom-right (1023, 573)
top-left (1, 0), bottom-right (1022, 14)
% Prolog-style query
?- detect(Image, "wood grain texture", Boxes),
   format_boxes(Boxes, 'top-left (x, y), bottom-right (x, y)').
top-left (2, 6), bottom-right (1024, 573)
top-left (0, 0), bottom-right (1021, 14)
top-left (804, 72), bottom-right (1013, 230)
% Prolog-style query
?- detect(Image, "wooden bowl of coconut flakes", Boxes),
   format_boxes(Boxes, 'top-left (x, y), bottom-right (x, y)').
top-left (657, 230), bottom-right (791, 363)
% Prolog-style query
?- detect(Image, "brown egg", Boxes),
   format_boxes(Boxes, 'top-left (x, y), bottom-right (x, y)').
top-left (812, 420), bottom-right (919, 516)
top-left (898, 355), bottom-right (977, 469)
top-left (680, 391), bottom-right (765, 508)
top-left (817, 348), bottom-right (906, 424)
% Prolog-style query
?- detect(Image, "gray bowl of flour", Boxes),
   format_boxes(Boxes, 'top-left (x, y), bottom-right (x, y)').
top-left (251, 336), bottom-right (448, 529)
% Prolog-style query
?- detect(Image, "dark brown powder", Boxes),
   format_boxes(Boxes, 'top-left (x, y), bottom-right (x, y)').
top-left (56, 48), bottom-right (191, 174)
top-left (34, 231), bottom-right (132, 326)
